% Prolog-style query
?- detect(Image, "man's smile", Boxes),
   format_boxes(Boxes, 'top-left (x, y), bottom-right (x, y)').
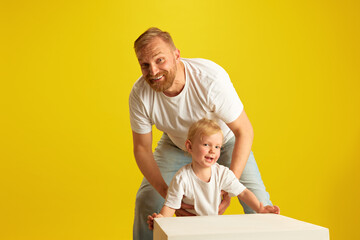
top-left (151, 75), bottom-right (164, 82)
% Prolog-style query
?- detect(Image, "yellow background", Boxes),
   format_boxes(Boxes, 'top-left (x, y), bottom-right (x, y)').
top-left (1, 0), bottom-right (359, 239)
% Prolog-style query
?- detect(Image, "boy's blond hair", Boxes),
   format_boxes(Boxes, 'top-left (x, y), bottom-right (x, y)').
top-left (187, 118), bottom-right (223, 142)
top-left (134, 27), bottom-right (176, 54)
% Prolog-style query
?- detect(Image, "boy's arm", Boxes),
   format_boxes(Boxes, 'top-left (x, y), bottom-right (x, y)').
top-left (238, 189), bottom-right (280, 214)
top-left (147, 206), bottom-right (176, 230)
top-left (160, 205), bottom-right (176, 217)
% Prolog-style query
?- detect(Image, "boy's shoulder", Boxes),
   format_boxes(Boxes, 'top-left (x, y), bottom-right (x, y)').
top-left (178, 163), bottom-right (192, 172)
top-left (172, 163), bottom-right (193, 180)
top-left (212, 163), bottom-right (236, 179)
top-left (213, 163), bottom-right (229, 172)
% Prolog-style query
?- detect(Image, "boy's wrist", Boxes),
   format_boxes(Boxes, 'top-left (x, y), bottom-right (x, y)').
top-left (256, 202), bottom-right (265, 213)
top-left (160, 185), bottom-right (168, 199)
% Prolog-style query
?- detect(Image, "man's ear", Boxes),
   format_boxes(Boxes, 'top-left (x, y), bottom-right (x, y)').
top-left (185, 139), bottom-right (192, 152)
top-left (174, 48), bottom-right (181, 61)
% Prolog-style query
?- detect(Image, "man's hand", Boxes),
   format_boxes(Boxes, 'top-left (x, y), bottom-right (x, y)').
top-left (175, 202), bottom-right (196, 217)
top-left (218, 190), bottom-right (231, 215)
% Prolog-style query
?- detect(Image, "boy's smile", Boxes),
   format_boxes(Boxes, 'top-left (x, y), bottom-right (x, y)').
top-left (205, 156), bottom-right (215, 163)
top-left (187, 132), bottom-right (223, 170)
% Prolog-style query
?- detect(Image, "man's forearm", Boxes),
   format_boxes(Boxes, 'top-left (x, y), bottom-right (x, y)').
top-left (229, 133), bottom-right (253, 179)
top-left (134, 149), bottom-right (168, 198)
top-left (227, 110), bottom-right (254, 179)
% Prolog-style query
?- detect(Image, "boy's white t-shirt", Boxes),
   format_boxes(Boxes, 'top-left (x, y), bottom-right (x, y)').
top-left (164, 163), bottom-right (246, 216)
top-left (129, 58), bottom-right (243, 150)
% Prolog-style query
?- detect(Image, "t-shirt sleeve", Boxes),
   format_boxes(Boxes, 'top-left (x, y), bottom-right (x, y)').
top-left (164, 173), bottom-right (185, 210)
top-left (209, 65), bottom-right (244, 124)
top-left (219, 166), bottom-right (246, 197)
top-left (129, 88), bottom-right (152, 134)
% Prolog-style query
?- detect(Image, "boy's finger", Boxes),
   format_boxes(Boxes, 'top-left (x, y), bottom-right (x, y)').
top-left (275, 205), bottom-right (280, 214)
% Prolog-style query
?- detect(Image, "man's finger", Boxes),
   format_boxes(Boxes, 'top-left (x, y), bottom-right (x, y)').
top-left (181, 202), bottom-right (195, 210)
top-left (175, 208), bottom-right (196, 216)
top-left (218, 192), bottom-right (231, 215)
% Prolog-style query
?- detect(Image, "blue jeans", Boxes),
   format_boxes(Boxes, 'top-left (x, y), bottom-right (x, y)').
top-left (133, 133), bottom-right (272, 240)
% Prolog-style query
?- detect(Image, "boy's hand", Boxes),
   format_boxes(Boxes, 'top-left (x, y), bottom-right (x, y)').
top-left (147, 213), bottom-right (164, 230)
top-left (258, 202), bottom-right (280, 214)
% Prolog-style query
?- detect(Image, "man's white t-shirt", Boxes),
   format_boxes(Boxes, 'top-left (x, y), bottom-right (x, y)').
top-left (164, 163), bottom-right (246, 216)
top-left (129, 58), bottom-right (244, 151)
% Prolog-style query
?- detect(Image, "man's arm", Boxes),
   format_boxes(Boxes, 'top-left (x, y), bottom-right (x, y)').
top-left (132, 131), bottom-right (168, 198)
top-left (218, 110), bottom-right (254, 215)
top-left (226, 110), bottom-right (254, 179)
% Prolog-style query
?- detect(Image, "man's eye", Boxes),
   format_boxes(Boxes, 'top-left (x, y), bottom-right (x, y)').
top-left (157, 58), bottom-right (164, 63)
top-left (203, 144), bottom-right (208, 146)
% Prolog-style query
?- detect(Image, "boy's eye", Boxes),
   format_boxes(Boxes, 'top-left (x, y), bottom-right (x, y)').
top-left (215, 146), bottom-right (221, 149)
top-left (203, 144), bottom-right (208, 146)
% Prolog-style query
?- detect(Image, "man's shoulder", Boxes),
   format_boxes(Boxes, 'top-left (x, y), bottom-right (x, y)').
top-left (183, 58), bottom-right (229, 83)
top-left (131, 76), bottom-right (147, 92)
top-left (182, 57), bottom-right (216, 65)
top-left (182, 58), bottom-right (223, 72)
top-left (129, 76), bottom-right (153, 99)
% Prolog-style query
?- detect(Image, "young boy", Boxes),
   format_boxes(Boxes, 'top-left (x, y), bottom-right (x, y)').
top-left (147, 118), bottom-right (280, 230)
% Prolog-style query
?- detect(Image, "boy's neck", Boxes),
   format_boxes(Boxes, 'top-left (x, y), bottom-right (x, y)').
top-left (191, 163), bottom-right (212, 182)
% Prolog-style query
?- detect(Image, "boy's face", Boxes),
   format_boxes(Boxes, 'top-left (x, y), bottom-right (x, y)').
top-left (186, 132), bottom-right (223, 169)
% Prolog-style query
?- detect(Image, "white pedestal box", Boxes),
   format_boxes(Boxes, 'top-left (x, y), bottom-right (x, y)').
top-left (154, 214), bottom-right (329, 240)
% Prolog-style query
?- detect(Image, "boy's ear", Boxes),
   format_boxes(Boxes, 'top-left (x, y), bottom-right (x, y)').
top-left (185, 139), bottom-right (192, 152)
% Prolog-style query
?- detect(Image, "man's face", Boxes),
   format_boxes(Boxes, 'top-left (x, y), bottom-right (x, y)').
top-left (136, 37), bottom-right (178, 92)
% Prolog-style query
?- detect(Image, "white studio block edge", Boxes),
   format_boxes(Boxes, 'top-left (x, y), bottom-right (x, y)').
top-left (154, 214), bottom-right (329, 240)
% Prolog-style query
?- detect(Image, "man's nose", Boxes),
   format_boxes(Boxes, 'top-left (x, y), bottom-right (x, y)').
top-left (149, 64), bottom-right (159, 76)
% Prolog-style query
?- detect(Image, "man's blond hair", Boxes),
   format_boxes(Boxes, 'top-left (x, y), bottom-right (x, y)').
top-left (187, 118), bottom-right (223, 143)
top-left (134, 27), bottom-right (176, 54)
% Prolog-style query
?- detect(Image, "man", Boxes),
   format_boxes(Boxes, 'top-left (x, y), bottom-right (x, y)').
top-left (129, 27), bottom-right (272, 240)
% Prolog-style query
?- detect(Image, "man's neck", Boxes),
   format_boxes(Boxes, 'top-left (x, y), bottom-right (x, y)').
top-left (163, 61), bottom-right (185, 97)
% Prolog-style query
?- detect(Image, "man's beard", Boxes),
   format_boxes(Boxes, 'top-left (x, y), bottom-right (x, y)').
top-left (145, 65), bottom-right (177, 92)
